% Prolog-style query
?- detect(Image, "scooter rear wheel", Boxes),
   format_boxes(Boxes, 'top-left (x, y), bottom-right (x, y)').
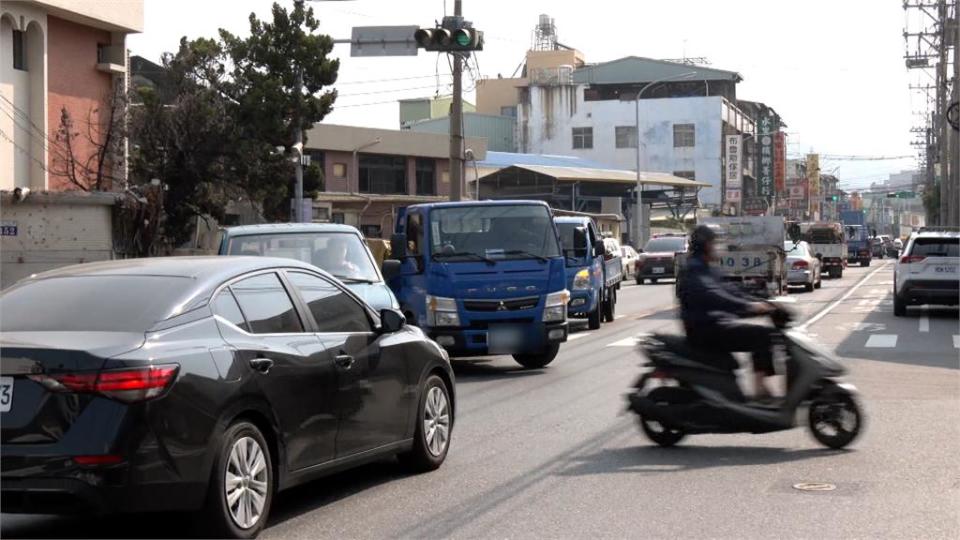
top-left (809, 393), bottom-right (862, 449)
top-left (638, 387), bottom-right (688, 447)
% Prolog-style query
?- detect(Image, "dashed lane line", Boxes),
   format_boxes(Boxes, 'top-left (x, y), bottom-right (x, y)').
top-left (606, 337), bottom-right (637, 347)
top-left (865, 334), bottom-right (898, 348)
top-left (954, 335), bottom-right (959, 349)
top-left (920, 308), bottom-right (930, 333)
top-left (567, 332), bottom-right (592, 341)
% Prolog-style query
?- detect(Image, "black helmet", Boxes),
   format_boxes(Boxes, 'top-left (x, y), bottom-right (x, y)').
top-left (690, 224), bottom-right (721, 254)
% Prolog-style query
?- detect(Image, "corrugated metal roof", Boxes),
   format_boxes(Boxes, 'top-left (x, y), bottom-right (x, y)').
top-left (486, 165), bottom-right (711, 188)
top-left (573, 56), bottom-right (742, 85)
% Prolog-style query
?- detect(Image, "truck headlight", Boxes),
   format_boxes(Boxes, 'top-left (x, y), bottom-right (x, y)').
top-left (572, 269), bottom-right (591, 290)
top-left (542, 290), bottom-right (569, 322)
top-left (426, 295), bottom-right (460, 327)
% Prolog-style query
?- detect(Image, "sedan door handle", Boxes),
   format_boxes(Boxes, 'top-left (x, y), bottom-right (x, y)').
top-left (335, 354), bottom-right (355, 370)
top-left (249, 357), bottom-right (275, 374)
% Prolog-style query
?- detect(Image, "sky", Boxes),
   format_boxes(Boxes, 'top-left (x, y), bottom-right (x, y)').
top-left (128, 0), bottom-right (928, 190)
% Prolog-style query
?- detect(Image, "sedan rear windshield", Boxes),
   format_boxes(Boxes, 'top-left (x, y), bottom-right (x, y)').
top-left (0, 276), bottom-right (194, 332)
top-left (227, 232), bottom-right (379, 283)
top-left (909, 237), bottom-right (960, 257)
top-left (644, 238), bottom-right (685, 253)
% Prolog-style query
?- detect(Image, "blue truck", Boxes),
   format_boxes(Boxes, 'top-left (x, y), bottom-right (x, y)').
top-left (553, 216), bottom-right (622, 330)
top-left (389, 200), bottom-right (569, 369)
top-left (840, 209), bottom-right (873, 267)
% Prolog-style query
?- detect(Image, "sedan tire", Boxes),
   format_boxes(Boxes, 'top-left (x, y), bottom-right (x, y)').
top-left (202, 421), bottom-right (274, 539)
top-left (399, 374), bottom-right (452, 472)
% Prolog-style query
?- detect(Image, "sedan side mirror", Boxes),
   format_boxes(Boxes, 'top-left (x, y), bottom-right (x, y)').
top-left (381, 259), bottom-right (401, 280)
top-left (379, 308), bottom-right (406, 333)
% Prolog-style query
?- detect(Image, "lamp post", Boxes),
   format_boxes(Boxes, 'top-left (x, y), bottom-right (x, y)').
top-left (624, 71), bottom-right (696, 248)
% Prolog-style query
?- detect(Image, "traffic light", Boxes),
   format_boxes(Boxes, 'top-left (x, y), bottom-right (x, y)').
top-left (824, 194), bottom-right (839, 202)
top-left (415, 22), bottom-right (483, 52)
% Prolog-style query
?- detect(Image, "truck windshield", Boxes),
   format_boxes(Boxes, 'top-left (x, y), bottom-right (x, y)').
top-left (556, 222), bottom-right (588, 259)
top-left (430, 205), bottom-right (561, 261)
top-left (227, 232), bottom-right (380, 282)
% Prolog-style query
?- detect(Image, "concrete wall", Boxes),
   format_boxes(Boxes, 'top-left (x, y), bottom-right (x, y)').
top-left (319, 149), bottom-right (452, 197)
top-left (475, 77), bottom-right (525, 116)
top-left (520, 85), bottom-right (725, 205)
top-left (0, 192), bottom-right (115, 289)
top-left (28, 0), bottom-right (143, 32)
top-left (408, 112), bottom-right (516, 152)
top-left (305, 123), bottom-right (487, 161)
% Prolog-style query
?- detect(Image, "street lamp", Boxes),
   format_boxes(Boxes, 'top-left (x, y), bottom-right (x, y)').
top-left (622, 71), bottom-right (697, 247)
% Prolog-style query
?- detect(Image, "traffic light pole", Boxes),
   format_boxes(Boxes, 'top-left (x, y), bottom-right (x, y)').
top-left (449, 0), bottom-right (464, 202)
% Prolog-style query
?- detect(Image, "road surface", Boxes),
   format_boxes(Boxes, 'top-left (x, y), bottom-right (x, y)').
top-left (3, 261), bottom-right (958, 539)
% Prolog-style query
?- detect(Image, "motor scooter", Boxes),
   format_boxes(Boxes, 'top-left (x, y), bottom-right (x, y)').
top-left (626, 306), bottom-right (863, 449)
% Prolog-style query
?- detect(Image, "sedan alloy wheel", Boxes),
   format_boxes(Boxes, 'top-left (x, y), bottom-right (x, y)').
top-left (423, 386), bottom-right (451, 457)
top-left (225, 436), bottom-right (270, 530)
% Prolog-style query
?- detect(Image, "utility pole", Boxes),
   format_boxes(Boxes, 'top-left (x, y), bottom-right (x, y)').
top-left (293, 68), bottom-right (305, 222)
top-left (449, 0), bottom-right (464, 202)
top-left (950, 0), bottom-right (959, 225)
top-left (938, 0), bottom-right (949, 225)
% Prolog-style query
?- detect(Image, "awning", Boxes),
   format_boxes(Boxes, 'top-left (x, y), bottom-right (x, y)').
top-left (480, 165), bottom-right (711, 189)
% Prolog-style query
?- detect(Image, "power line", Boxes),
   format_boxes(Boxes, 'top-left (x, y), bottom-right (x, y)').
top-left (336, 73), bottom-right (452, 86)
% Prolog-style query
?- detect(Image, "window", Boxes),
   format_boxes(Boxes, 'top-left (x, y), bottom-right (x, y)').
top-left (333, 163), bottom-right (347, 179)
top-left (287, 272), bottom-right (371, 333)
top-left (213, 290), bottom-right (248, 331)
top-left (572, 127), bottom-right (593, 149)
top-left (441, 171), bottom-right (450, 184)
top-left (415, 158), bottom-right (436, 195)
top-left (230, 273), bottom-right (303, 334)
top-left (500, 106), bottom-right (517, 118)
top-left (908, 237), bottom-right (959, 257)
top-left (430, 204), bottom-right (562, 260)
top-left (359, 154), bottom-right (406, 194)
top-left (226, 232), bottom-right (380, 282)
top-left (12, 30), bottom-right (25, 71)
top-left (0, 276), bottom-right (194, 332)
top-left (360, 224), bottom-right (381, 238)
top-left (406, 212), bottom-right (423, 255)
top-left (673, 124), bottom-right (695, 148)
top-left (615, 126), bottom-right (637, 149)
top-left (673, 170), bottom-right (696, 180)
top-left (332, 212), bottom-right (345, 224)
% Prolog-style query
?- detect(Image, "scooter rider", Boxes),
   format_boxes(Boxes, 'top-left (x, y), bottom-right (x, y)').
top-left (678, 224), bottom-right (778, 400)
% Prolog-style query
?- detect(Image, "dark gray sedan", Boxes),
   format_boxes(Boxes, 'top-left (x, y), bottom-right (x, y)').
top-left (0, 257), bottom-right (454, 539)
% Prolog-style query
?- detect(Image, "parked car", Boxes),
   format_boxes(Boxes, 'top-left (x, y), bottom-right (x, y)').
top-left (636, 234), bottom-right (688, 285)
top-left (0, 257), bottom-right (454, 538)
top-left (218, 223), bottom-right (400, 311)
top-left (893, 227), bottom-right (960, 316)
top-left (620, 245), bottom-right (640, 279)
top-left (784, 240), bottom-right (822, 292)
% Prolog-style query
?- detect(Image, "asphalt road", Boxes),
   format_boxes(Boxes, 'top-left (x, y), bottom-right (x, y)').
top-left (3, 262), bottom-right (958, 539)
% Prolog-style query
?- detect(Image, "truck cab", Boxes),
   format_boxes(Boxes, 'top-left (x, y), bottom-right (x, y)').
top-left (554, 216), bottom-right (621, 330)
top-left (389, 201), bottom-right (569, 369)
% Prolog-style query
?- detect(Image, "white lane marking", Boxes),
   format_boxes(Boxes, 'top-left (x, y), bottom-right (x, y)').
top-left (606, 337), bottom-right (637, 347)
top-left (954, 335), bottom-right (959, 349)
top-left (567, 333), bottom-right (592, 341)
top-left (615, 315), bottom-right (625, 320)
top-left (865, 334), bottom-right (898, 348)
top-left (919, 309), bottom-right (930, 333)
top-left (799, 262), bottom-right (891, 331)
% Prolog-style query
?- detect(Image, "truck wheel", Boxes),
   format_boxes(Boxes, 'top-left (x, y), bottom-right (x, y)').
top-left (650, 278), bottom-right (658, 284)
top-left (587, 300), bottom-right (602, 330)
top-left (603, 288), bottom-right (616, 322)
top-left (513, 344), bottom-right (560, 369)
top-left (862, 259), bottom-right (870, 267)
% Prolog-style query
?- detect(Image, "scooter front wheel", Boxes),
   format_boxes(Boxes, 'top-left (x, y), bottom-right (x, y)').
top-left (808, 393), bottom-right (862, 449)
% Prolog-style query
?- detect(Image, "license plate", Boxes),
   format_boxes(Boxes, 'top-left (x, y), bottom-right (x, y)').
top-left (652, 267), bottom-right (665, 274)
top-left (0, 377), bottom-right (12, 413)
top-left (488, 326), bottom-right (524, 354)
top-left (934, 265), bottom-right (957, 274)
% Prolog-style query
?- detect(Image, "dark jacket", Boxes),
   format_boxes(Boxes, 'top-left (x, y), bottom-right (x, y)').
top-left (678, 253), bottom-right (755, 332)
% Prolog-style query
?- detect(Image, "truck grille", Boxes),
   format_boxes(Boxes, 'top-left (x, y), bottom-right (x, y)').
top-left (463, 296), bottom-right (539, 312)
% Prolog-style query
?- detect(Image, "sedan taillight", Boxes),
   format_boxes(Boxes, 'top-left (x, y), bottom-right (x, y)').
top-left (900, 255), bottom-right (926, 264)
top-left (28, 364), bottom-right (179, 403)
top-left (792, 260), bottom-right (809, 269)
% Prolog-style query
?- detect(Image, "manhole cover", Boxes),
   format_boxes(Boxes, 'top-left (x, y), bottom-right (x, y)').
top-left (793, 482), bottom-right (836, 492)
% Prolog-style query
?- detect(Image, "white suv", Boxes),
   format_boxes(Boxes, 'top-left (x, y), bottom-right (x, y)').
top-left (893, 227), bottom-right (960, 316)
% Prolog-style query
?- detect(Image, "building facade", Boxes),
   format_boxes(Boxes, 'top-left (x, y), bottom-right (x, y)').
top-left (1, 0), bottom-right (143, 192)
top-left (302, 124), bottom-right (487, 238)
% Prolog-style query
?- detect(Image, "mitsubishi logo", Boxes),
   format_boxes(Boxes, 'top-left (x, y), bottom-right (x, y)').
top-left (497, 301), bottom-right (508, 311)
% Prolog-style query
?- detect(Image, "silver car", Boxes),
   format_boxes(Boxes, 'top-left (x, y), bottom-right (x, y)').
top-left (784, 240), bottom-right (822, 292)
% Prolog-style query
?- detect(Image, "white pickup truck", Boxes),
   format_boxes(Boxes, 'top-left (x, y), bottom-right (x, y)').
top-left (801, 222), bottom-right (846, 279)
top-left (701, 216), bottom-right (788, 298)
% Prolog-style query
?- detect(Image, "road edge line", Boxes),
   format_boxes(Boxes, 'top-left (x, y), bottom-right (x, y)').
top-left (798, 262), bottom-right (891, 331)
